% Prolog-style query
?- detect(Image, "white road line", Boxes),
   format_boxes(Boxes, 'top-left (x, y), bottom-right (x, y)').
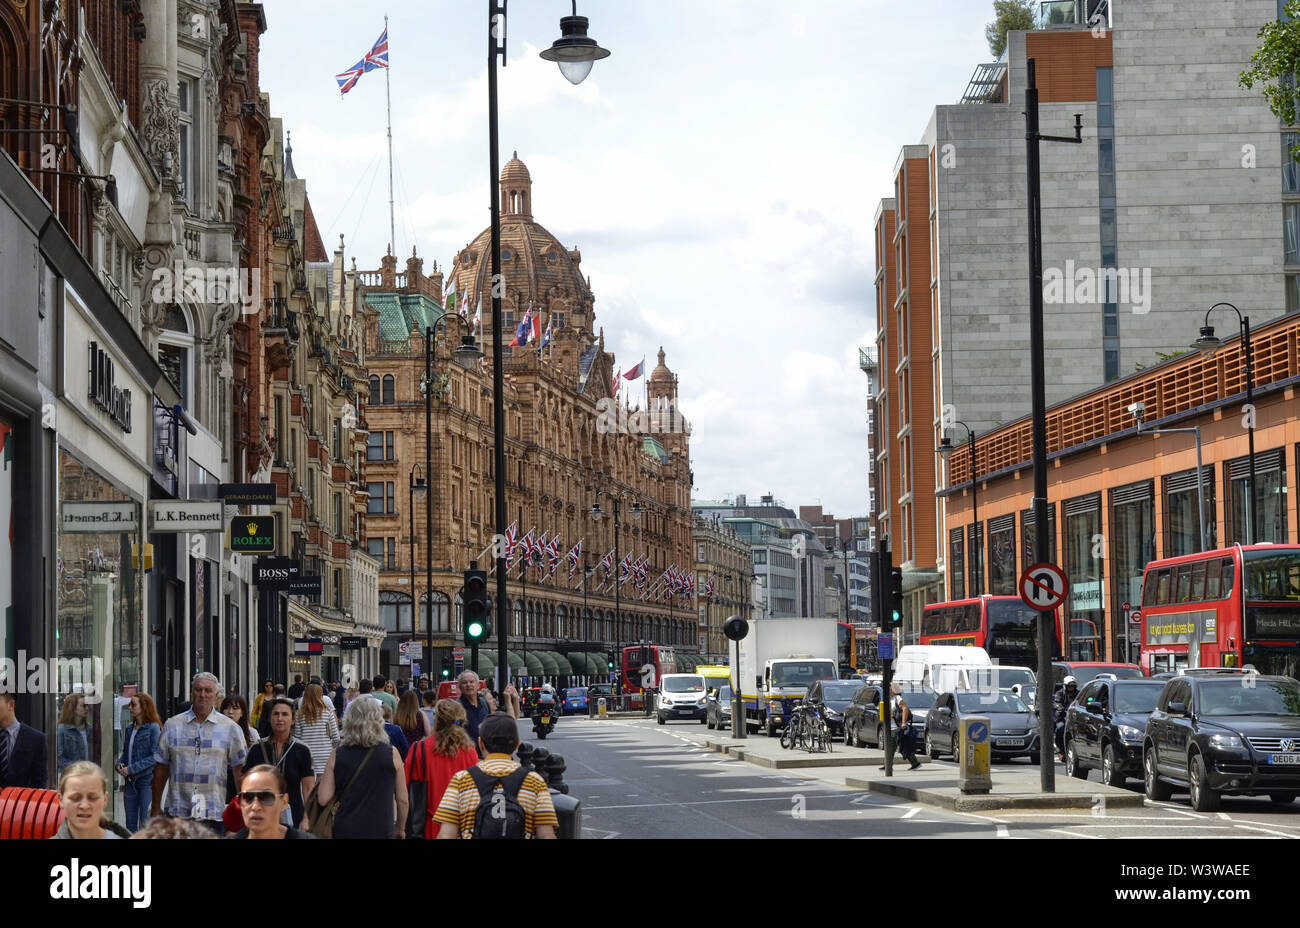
top-left (583, 796), bottom-right (827, 810)
top-left (901, 807), bottom-right (922, 820)
top-left (1217, 812), bottom-right (1232, 820)
top-left (995, 813), bottom-right (1204, 820)
top-left (1049, 829), bottom-right (1102, 839)
top-left (996, 825), bottom-right (1011, 837)
top-left (1232, 824), bottom-right (1300, 839)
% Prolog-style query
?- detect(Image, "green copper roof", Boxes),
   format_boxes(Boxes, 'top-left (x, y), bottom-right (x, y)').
top-left (643, 436), bottom-right (668, 462)
top-left (366, 292), bottom-right (443, 341)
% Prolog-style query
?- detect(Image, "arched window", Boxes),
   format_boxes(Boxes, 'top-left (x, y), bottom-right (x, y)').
top-left (158, 305), bottom-right (195, 409)
top-left (379, 590), bottom-right (412, 632)
top-left (382, 375), bottom-right (395, 404)
top-left (369, 375), bottom-right (380, 401)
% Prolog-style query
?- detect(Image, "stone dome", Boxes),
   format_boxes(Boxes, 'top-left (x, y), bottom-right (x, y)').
top-left (501, 150), bottom-right (531, 188)
top-left (649, 347), bottom-right (673, 383)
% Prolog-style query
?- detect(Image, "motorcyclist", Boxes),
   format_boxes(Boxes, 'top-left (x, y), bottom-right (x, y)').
top-left (1053, 676), bottom-right (1079, 758)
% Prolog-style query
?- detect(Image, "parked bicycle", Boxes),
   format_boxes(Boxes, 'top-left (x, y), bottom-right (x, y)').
top-left (780, 699), bottom-right (832, 753)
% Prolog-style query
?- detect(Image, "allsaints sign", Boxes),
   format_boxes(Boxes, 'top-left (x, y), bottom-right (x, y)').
top-left (88, 341), bottom-right (132, 432)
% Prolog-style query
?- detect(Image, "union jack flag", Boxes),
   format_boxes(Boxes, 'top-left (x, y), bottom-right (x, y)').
top-left (568, 540), bottom-right (583, 578)
top-left (336, 28), bottom-right (390, 95)
top-left (503, 521), bottom-right (518, 566)
top-left (546, 534), bottom-right (561, 574)
top-left (704, 577), bottom-right (715, 602)
top-left (599, 549), bottom-right (614, 578)
top-left (619, 554), bottom-right (633, 584)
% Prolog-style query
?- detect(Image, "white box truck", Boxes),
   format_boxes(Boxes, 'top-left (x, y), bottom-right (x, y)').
top-left (736, 617), bottom-right (839, 737)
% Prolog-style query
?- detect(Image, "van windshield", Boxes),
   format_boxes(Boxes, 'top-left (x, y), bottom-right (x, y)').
top-left (663, 676), bottom-right (705, 694)
top-left (771, 662), bottom-right (837, 687)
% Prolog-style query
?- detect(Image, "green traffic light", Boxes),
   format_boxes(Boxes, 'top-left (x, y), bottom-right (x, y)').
top-left (441, 668), bottom-right (450, 678)
top-left (466, 621), bottom-right (486, 640)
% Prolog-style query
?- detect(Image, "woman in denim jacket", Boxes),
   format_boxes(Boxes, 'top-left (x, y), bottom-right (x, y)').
top-left (55, 693), bottom-right (90, 778)
top-left (114, 693), bottom-right (162, 832)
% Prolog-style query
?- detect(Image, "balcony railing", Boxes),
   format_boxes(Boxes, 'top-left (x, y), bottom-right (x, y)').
top-left (1034, 0), bottom-right (1108, 30)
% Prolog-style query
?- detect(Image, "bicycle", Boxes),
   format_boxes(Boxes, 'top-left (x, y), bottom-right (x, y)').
top-left (801, 702), bottom-right (832, 754)
top-left (779, 700), bottom-right (805, 750)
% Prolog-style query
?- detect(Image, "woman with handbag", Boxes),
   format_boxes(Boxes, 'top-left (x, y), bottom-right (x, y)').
top-left (314, 696), bottom-right (408, 839)
top-left (114, 693), bottom-right (161, 833)
top-left (404, 699), bottom-right (480, 838)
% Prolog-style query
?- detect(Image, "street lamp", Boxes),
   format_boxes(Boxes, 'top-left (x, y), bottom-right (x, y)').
top-left (418, 315), bottom-right (482, 681)
top-left (1192, 302), bottom-right (1256, 545)
top-left (408, 464), bottom-right (426, 654)
top-left (589, 495), bottom-right (641, 698)
top-left (937, 421), bottom-right (979, 595)
top-left (488, 1), bottom-right (609, 698)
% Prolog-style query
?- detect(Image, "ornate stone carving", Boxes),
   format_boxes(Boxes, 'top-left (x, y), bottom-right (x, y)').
top-left (141, 79), bottom-right (178, 176)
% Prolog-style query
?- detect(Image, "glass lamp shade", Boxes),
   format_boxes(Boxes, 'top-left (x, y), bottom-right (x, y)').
top-left (936, 438), bottom-right (956, 461)
top-left (411, 478), bottom-right (428, 500)
top-left (1192, 325), bottom-right (1221, 357)
top-left (589, 503), bottom-right (604, 521)
top-left (557, 59), bottom-right (594, 85)
top-left (540, 15), bottom-right (610, 86)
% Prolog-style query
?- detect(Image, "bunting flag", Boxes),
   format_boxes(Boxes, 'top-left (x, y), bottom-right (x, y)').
top-left (503, 521), bottom-right (518, 567)
top-left (335, 27), bottom-right (389, 95)
top-left (567, 539), bottom-right (583, 578)
top-left (599, 548), bottom-right (614, 579)
top-left (546, 534), bottom-right (561, 575)
top-left (704, 577), bottom-right (715, 602)
top-left (623, 357), bottom-right (646, 380)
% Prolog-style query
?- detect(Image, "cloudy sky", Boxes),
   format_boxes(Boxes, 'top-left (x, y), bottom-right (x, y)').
top-left (259, 0), bottom-right (995, 517)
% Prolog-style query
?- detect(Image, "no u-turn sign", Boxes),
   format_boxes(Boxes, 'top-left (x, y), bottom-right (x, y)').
top-left (1019, 562), bottom-right (1068, 612)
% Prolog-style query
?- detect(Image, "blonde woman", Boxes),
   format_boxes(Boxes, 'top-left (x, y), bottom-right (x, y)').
top-left (317, 697), bottom-right (407, 839)
top-left (51, 762), bottom-right (130, 839)
top-left (292, 683), bottom-right (339, 775)
top-left (404, 699), bottom-right (479, 838)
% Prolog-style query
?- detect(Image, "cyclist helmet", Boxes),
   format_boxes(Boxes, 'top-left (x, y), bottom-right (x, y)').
top-left (1063, 675), bottom-right (1078, 687)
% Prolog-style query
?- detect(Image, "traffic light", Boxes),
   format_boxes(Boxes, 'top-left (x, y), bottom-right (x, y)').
top-left (889, 566), bottom-right (904, 626)
top-left (607, 651), bottom-right (615, 670)
top-left (463, 567), bottom-right (490, 645)
top-left (440, 656), bottom-right (451, 678)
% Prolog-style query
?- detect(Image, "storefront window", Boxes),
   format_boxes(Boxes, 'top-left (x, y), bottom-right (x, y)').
top-left (1064, 494), bottom-right (1103, 662)
top-left (57, 446), bottom-right (142, 777)
top-left (948, 528), bottom-right (965, 600)
top-left (1163, 466), bottom-right (1215, 557)
top-left (1110, 481), bottom-right (1154, 664)
top-left (1227, 450), bottom-right (1288, 545)
top-left (988, 515), bottom-right (1016, 595)
top-left (967, 523), bottom-right (984, 596)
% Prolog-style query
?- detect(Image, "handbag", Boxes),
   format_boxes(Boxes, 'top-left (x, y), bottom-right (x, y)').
top-left (304, 745), bottom-right (377, 839)
top-left (405, 740), bottom-right (430, 839)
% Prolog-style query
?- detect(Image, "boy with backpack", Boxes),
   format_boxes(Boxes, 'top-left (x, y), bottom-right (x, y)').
top-left (433, 712), bottom-right (558, 839)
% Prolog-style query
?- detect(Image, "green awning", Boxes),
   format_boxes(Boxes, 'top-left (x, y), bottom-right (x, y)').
top-left (549, 653), bottom-right (574, 675)
top-left (562, 651), bottom-right (587, 674)
top-left (523, 652), bottom-right (545, 676)
top-left (536, 651), bottom-right (561, 676)
top-left (475, 654), bottom-right (494, 678)
top-left (507, 651), bottom-right (525, 671)
top-left (587, 654), bottom-right (608, 676)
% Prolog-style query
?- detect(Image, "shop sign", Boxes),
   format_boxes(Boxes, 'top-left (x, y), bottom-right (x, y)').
top-left (88, 341), bottom-right (133, 433)
top-left (62, 501), bottom-right (137, 534)
top-left (229, 515), bottom-right (275, 553)
top-left (148, 500), bottom-right (223, 533)
top-left (254, 557), bottom-right (299, 588)
top-left (286, 574), bottom-right (322, 597)
top-left (340, 636), bottom-right (367, 650)
top-left (219, 483), bottom-right (277, 506)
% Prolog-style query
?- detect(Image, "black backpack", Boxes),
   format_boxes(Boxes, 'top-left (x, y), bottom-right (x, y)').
top-left (467, 766), bottom-right (530, 839)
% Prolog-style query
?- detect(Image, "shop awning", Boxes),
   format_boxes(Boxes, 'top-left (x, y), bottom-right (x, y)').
top-left (475, 654), bottom-right (494, 678)
top-left (523, 652), bottom-right (545, 676)
top-left (507, 651), bottom-right (525, 671)
top-left (536, 651), bottom-right (561, 676)
top-left (549, 653), bottom-right (574, 675)
top-left (585, 654), bottom-right (607, 677)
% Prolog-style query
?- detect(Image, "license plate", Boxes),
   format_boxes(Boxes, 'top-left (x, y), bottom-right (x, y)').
top-left (540, 716), bottom-right (550, 724)
top-left (1267, 754), bottom-right (1300, 765)
top-left (996, 739), bottom-right (1025, 747)
top-left (678, 708), bottom-right (693, 713)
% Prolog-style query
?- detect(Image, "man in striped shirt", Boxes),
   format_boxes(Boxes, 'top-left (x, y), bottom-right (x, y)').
top-left (434, 713), bottom-right (557, 839)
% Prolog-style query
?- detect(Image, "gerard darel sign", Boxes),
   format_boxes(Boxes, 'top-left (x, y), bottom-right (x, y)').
top-left (229, 515), bottom-right (275, 553)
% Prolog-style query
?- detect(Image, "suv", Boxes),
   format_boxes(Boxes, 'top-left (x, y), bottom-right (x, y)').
top-left (1063, 677), bottom-right (1165, 786)
top-left (1052, 662), bottom-right (1144, 689)
top-left (1143, 673), bottom-right (1300, 811)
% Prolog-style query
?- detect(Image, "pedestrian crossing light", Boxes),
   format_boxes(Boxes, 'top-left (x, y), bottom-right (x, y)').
top-left (889, 566), bottom-right (904, 626)
top-left (463, 567), bottom-right (490, 645)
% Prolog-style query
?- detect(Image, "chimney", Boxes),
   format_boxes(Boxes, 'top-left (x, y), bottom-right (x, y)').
top-left (380, 247), bottom-right (397, 289)
top-left (406, 247), bottom-right (424, 292)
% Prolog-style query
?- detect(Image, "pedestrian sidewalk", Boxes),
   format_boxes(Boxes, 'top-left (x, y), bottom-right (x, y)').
top-left (702, 734), bottom-right (1142, 811)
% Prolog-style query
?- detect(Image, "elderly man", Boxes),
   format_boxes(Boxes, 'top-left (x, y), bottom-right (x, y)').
top-left (458, 672), bottom-right (519, 746)
top-left (151, 673), bottom-right (247, 834)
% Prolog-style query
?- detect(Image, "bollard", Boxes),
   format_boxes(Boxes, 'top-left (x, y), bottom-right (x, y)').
top-left (598, 696), bottom-right (607, 718)
top-left (525, 744), bottom-right (581, 837)
top-left (958, 715), bottom-right (992, 795)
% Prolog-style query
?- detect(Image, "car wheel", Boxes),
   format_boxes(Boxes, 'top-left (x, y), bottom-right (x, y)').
top-left (951, 732), bottom-right (960, 758)
top-left (1066, 741), bottom-right (1088, 780)
top-left (1102, 743), bottom-right (1124, 787)
top-left (1144, 747), bottom-right (1172, 801)
top-left (700, 715), bottom-right (708, 725)
top-left (657, 714), bottom-right (666, 726)
top-left (926, 731), bottom-right (941, 760)
top-left (877, 725), bottom-right (885, 749)
top-left (765, 716), bottom-right (776, 738)
top-left (853, 723), bottom-right (866, 749)
top-left (1268, 794), bottom-right (1295, 804)
top-left (1030, 750), bottom-right (1041, 765)
top-left (1189, 753), bottom-right (1221, 812)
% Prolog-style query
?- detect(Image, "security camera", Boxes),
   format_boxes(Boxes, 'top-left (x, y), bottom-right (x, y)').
top-left (1127, 401), bottom-right (1145, 421)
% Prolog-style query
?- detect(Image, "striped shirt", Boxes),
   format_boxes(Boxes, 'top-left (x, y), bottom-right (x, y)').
top-left (292, 707), bottom-right (340, 775)
top-left (433, 754), bottom-right (559, 838)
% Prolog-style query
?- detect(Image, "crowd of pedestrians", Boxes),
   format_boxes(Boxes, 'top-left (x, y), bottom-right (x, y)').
top-left (0, 668), bottom-right (562, 839)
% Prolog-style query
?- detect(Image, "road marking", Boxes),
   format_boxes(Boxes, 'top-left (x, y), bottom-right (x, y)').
top-left (1217, 812), bottom-right (1232, 820)
top-left (996, 825), bottom-right (1010, 837)
top-left (1232, 824), bottom-right (1300, 839)
top-left (901, 807), bottom-right (922, 820)
top-left (1049, 829), bottom-right (1102, 839)
top-left (582, 796), bottom-right (827, 810)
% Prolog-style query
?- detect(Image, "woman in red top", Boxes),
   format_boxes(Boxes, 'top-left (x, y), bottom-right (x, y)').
top-left (404, 698), bottom-right (481, 838)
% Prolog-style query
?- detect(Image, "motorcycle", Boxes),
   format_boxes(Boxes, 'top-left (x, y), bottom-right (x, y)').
top-left (532, 701), bottom-right (557, 739)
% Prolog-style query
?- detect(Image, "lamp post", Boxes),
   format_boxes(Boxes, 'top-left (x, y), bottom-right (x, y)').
top-left (1193, 302), bottom-right (1256, 545)
top-left (488, 0), bottom-right (609, 696)
top-left (408, 464), bottom-right (427, 659)
top-left (589, 496), bottom-right (641, 698)
top-left (419, 315), bottom-right (481, 681)
top-left (937, 421), bottom-right (979, 596)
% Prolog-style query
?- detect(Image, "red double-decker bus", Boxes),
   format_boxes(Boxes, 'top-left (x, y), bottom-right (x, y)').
top-left (837, 622), bottom-right (857, 675)
top-left (1138, 544), bottom-right (1300, 677)
top-left (920, 595), bottom-right (1062, 667)
top-left (622, 644), bottom-right (677, 704)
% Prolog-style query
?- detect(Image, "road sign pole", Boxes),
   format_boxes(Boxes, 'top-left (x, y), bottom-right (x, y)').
top-left (880, 535), bottom-right (893, 778)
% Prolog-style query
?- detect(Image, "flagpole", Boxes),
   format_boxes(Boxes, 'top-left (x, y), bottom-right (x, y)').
top-left (384, 12), bottom-right (396, 254)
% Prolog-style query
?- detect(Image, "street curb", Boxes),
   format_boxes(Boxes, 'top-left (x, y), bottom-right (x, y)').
top-left (702, 738), bottom-right (934, 770)
top-left (849, 776), bottom-right (1146, 811)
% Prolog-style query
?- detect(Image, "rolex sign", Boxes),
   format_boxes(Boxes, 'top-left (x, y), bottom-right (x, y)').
top-left (230, 515), bottom-right (276, 553)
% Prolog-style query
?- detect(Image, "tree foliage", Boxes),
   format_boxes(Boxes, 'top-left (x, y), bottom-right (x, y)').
top-left (985, 0), bottom-right (1035, 59)
top-left (1241, 0), bottom-right (1300, 150)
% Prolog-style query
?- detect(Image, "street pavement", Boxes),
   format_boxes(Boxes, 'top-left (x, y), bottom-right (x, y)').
top-left (543, 715), bottom-right (1300, 839)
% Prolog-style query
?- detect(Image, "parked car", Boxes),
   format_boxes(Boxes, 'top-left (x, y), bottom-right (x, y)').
top-left (706, 685), bottom-right (733, 730)
top-left (806, 680), bottom-right (865, 737)
top-left (843, 686), bottom-right (930, 749)
top-left (1144, 673), bottom-right (1300, 811)
top-left (924, 690), bottom-right (1041, 762)
top-left (1062, 677), bottom-right (1165, 785)
top-left (562, 687), bottom-right (588, 714)
top-left (656, 673), bottom-right (708, 724)
top-left (841, 684), bottom-right (884, 747)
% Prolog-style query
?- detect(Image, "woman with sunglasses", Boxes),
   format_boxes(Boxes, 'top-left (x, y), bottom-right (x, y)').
top-left (226, 765), bottom-right (316, 840)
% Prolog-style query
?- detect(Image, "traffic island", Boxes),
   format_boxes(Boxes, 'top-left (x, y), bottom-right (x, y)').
top-left (702, 735), bottom-right (928, 770)
top-left (846, 764), bottom-right (1145, 811)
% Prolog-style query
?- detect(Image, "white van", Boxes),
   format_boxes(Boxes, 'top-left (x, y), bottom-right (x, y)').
top-left (655, 673), bottom-right (708, 724)
top-left (893, 645), bottom-right (993, 692)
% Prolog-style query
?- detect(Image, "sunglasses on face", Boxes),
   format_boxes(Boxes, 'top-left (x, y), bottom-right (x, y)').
top-left (238, 790), bottom-right (282, 806)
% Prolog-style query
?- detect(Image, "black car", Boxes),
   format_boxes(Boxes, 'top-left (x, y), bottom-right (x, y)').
top-left (806, 680), bottom-right (865, 737)
top-left (1063, 677), bottom-right (1165, 786)
top-left (1144, 673), bottom-right (1300, 811)
top-left (924, 690), bottom-right (1040, 762)
top-left (705, 685), bottom-right (733, 730)
top-left (842, 684), bottom-right (884, 747)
